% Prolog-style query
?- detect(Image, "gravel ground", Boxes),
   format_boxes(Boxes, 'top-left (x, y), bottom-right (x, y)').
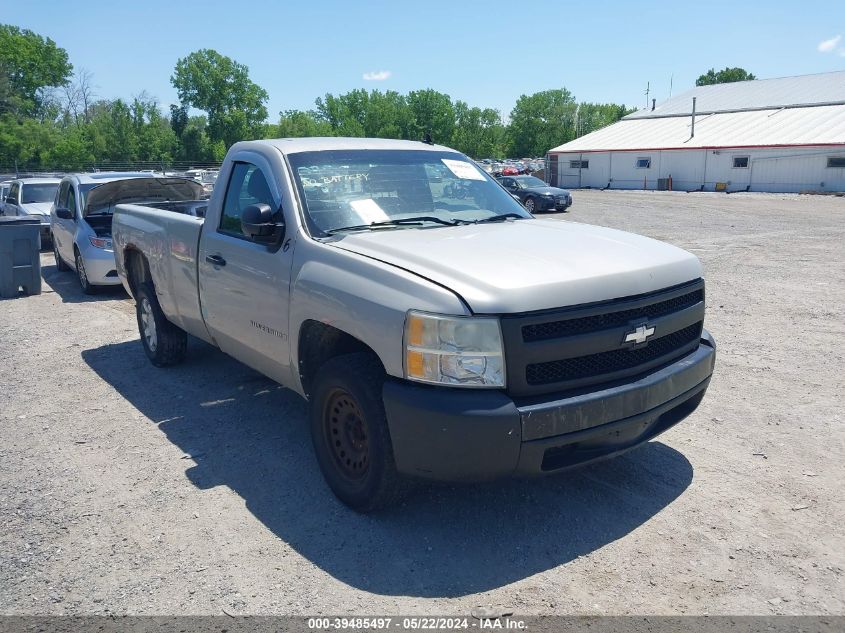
top-left (0, 189), bottom-right (843, 616)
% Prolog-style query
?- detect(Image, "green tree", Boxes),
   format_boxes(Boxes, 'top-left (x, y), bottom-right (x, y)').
top-left (451, 101), bottom-right (506, 158)
top-left (508, 89), bottom-right (577, 157)
top-left (696, 67), bottom-right (756, 86)
top-left (315, 91), bottom-right (367, 136)
top-left (406, 89), bottom-right (454, 143)
top-left (171, 49), bottom-right (268, 148)
top-left (169, 103), bottom-right (188, 137)
top-left (573, 102), bottom-right (633, 138)
top-left (176, 115), bottom-right (220, 162)
top-left (0, 24), bottom-right (72, 116)
top-left (275, 109), bottom-right (334, 137)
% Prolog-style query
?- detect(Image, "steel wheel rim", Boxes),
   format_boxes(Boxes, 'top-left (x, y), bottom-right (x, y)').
top-left (324, 389), bottom-right (369, 480)
top-left (140, 297), bottom-right (158, 352)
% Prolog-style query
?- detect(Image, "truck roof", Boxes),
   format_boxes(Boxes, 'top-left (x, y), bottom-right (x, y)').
top-left (233, 137), bottom-right (458, 155)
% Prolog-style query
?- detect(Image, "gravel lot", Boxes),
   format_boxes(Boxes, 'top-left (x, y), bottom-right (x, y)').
top-left (1, 190), bottom-right (843, 616)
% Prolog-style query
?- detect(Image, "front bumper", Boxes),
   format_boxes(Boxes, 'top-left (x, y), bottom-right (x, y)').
top-left (383, 331), bottom-right (715, 481)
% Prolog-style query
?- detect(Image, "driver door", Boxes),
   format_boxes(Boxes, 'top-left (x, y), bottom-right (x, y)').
top-left (52, 182), bottom-right (78, 264)
top-left (198, 153), bottom-right (294, 385)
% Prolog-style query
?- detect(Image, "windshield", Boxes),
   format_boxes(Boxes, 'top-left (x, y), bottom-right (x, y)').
top-left (21, 183), bottom-right (59, 204)
top-left (288, 150), bottom-right (531, 235)
top-left (515, 176), bottom-right (547, 188)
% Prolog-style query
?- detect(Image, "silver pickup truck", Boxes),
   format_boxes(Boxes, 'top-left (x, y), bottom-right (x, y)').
top-left (112, 137), bottom-right (716, 511)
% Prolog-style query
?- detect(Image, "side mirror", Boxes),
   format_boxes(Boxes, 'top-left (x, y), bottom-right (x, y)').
top-left (55, 207), bottom-right (74, 220)
top-left (5, 196), bottom-right (15, 205)
top-left (241, 203), bottom-right (284, 245)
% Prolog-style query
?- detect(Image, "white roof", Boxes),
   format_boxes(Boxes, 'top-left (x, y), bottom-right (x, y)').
top-left (551, 71), bottom-right (845, 153)
top-left (551, 104), bottom-right (845, 152)
top-left (627, 71), bottom-right (845, 119)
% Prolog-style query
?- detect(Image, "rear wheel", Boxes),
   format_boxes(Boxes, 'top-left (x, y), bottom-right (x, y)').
top-left (135, 282), bottom-right (187, 367)
top-left (310, 353), bottom-right (404, 512)
top-left (53, 238), bottom-right (69, 271)
top-left (75, 249), bottom-right (96, 294)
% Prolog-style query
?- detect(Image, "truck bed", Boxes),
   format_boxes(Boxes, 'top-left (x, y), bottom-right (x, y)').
top-left (113, 202), bottom-right (210, 342)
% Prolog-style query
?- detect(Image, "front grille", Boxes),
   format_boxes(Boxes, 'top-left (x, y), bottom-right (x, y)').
top-left (523, 287), bottom-right (704, 342)
top-left (526, 322), bottom-right (702, 385)
top-left (500, 278), bottom-right (706, 397)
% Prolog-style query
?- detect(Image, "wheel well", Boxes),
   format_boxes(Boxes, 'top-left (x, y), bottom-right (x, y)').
top-left (124, 248), bottom-right (151, 298)
top-left (298, 321), bottom-right (381, 397)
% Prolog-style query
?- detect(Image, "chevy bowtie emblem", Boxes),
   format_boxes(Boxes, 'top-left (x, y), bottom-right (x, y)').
top-left (624, 324), bottom-right (656, 345)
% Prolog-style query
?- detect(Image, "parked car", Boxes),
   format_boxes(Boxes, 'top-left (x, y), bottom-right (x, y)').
top-left (0, 181), bottom-right (10, 215)
top-left (50, 173), bottom-right (204, 294)
top-left (111, 137), bottom-right (715, 512)
top-left (497, 175), bottom-right (572, 212)
top-left (3, 178), bottom-right (61, 243)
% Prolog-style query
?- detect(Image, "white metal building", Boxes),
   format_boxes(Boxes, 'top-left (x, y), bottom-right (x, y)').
top-left (548, 71), bottom-right (845, 193)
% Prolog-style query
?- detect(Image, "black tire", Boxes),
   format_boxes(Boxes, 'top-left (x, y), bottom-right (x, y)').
top-left (75, 249), bottom-right (97, 295)
top-left (524, 196), bottom-right (536, 213)
top-left (309, 353), bottom-right (404, 512)
top-left (135, 282), bottom-right (187, 367)
top-left (53, 238), bottom-right (70, 271)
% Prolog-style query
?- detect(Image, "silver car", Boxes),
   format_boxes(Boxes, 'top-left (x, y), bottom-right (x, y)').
top-left (4, 178), bottom-right (61, 242)
top-left (50, 173), bottom-right (204, 294)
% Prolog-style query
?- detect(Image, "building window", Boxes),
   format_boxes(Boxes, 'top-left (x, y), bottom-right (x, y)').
top-left (636, 157), bottom-right (651, 169)
top-left (733, 156), bottom-right (749, 169)
top-left (569, 160), bottom-right (589, 169)
top-left (827, 157), bottom-right (845, 168)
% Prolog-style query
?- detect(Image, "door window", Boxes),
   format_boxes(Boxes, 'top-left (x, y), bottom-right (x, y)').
top-left (219, 162), bottom-right (275, 237)
top-left (57, 182), bottom-right (69, 206)
top-left (66, 187), bottom-right (78, 216)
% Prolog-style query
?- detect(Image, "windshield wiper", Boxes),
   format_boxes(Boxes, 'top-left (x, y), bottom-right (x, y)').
top-left (472, 213), bottom-right (526, 224)
top-left (325, 216), bottom-right (466, 235)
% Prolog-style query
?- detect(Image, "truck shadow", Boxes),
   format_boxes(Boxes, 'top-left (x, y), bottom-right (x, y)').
top-left (41, 262), bottom-right (129, 303)
top-left (81, 338), bottom-right (694, 598)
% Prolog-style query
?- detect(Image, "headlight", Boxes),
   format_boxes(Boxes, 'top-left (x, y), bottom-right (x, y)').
top-left (404, 311), bottom-right (505, 388)
top-left (89, 236), bottom-right (113, 249)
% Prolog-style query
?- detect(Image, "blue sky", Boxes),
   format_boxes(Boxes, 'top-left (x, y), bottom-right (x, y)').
top-left (9, 0), bottom-right (845, 119)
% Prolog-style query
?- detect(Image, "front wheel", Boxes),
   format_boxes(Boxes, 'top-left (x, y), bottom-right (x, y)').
top-left (75, 250), bottom-right (96, 294)
top-left (309, 353), bottom-right (405, 512)
top-left (135, 283), bottom-right (187, 367)
top-left (524, 197), bottom-right (536, 213)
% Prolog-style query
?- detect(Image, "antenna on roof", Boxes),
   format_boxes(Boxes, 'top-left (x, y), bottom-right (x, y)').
top-left (669, 74), bottom-right (674, 98)
top-left (422, 132), bottom-right (434, 145)
top-left (644, 81), bottom-right (650, 109)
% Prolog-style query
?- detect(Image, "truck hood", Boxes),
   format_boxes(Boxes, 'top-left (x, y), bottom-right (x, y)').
top-left (20, 202), bottom-right (52, 216)
top-left (330, 219), bottom-right (702, 313)
top-left (84, 177), bottom-right (205, 216)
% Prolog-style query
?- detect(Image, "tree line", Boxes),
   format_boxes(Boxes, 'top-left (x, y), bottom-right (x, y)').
top-left (0, 24), bottom-right (754, 171)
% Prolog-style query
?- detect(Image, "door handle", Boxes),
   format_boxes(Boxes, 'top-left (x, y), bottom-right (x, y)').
top-left (205, 254), bottom-right (226, 267)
